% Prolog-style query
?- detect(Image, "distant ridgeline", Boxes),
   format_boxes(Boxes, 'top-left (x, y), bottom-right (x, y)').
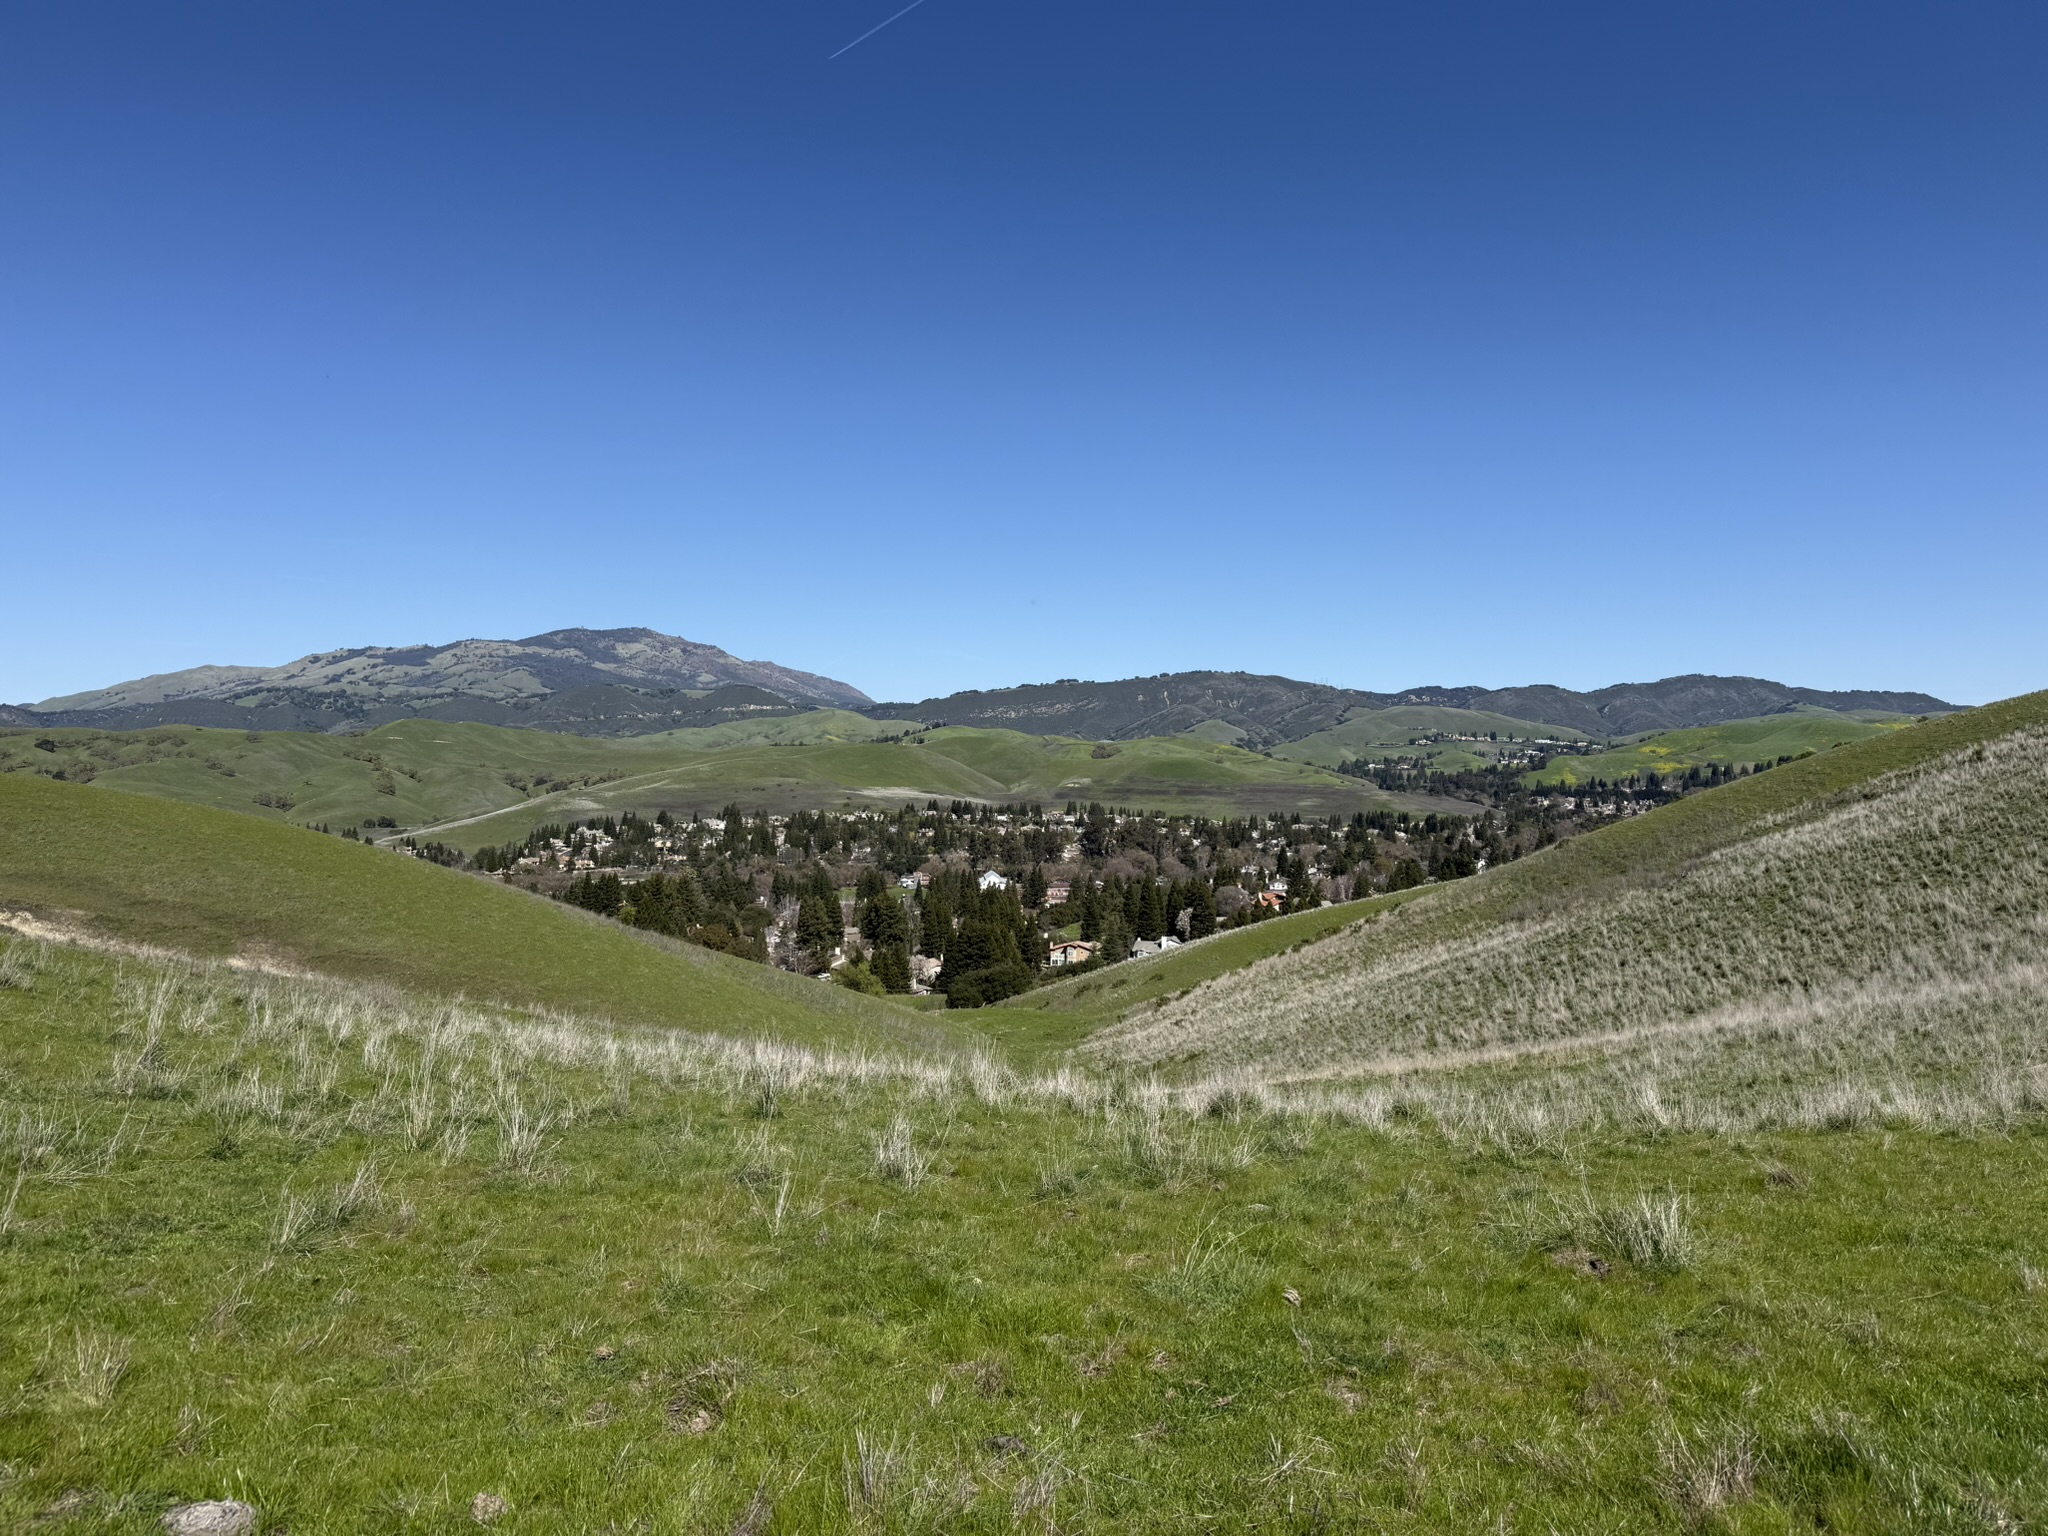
top-left (856, 672), bottom-right (1953, 749)
top-left (7, 624), bottom-right (1952, 748)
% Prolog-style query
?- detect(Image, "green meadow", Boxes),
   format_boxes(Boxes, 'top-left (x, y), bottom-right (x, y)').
top-left (2, 940), bottom-right (2044, 1532)
top-left (1524, 711), bottom-right (1912, 787)
top-left (1270, 705), bottom-right (1590, 770)
top-left (0, 719), bottom-right (1427, 848)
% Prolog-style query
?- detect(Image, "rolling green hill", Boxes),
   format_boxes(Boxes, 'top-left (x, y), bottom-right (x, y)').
top-left (1269, 705), bottom-right (1589, 769)
top-left (1524, 708), bottom-right (1911, 786)
top-left (1087, 694), bottom-right (2048, 1103)
top-left (0, 772), bottom-right (966, 1056)
top-left (0, 719), bottom-right (1445, 850)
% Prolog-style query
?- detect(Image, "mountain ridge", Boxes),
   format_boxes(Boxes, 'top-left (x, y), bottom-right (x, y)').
top-left (13, 628), bottom-right (869, 734)
top-left (862, 671), bottom-right (1954, 747)
top-left (7, 631), bottom-right (1955, 745)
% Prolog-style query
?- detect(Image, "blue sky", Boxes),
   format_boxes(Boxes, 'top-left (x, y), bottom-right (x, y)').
top-left (3, 2), bottom-right (2043, 707)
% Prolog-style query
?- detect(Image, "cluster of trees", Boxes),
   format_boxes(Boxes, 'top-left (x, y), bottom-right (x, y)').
top-left (916, 868), bottom-right (1038, 1006)
top-left (560, 864), bottom-right (770, 961)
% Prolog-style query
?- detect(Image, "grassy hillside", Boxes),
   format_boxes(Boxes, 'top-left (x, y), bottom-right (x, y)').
top-left (1524, 709), bottom-right (1911, 786)
top-left (0, 773), bottom-right (966, 1057)
top-left (3, 937), bottom-right (2045, 1531)
top-left (1093, 694), bottom-right (2048, 1092)
top-left (1271, 705), bottom-right (1589, 769)
top-left (983, 892), bottom-right (1433, 1062)
top-left (0, 719), bottom-right (1430, 848)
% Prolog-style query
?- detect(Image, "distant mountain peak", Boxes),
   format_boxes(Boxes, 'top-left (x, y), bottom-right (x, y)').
top-left (26, 626), bottom-right (871, 730)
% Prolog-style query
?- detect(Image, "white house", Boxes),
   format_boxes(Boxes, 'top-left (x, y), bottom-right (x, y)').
top-left (978, 870), bottom-right (1011, 892)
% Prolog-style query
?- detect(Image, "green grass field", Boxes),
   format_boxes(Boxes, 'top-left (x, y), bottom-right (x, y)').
top-left (1524, 710), bottom-right (1911, 787)
top-left (2, 940), bottom-right (2044, 1532)
top-left (0, 772), bottom-right (968, 1059)
top-left (0, 720), bottom-right (1434, 848)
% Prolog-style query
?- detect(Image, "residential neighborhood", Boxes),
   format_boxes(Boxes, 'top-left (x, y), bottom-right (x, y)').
top-left (425, 791), bottom-right (1540, 1005)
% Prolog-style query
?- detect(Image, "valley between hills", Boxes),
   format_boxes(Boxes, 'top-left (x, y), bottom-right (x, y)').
top-left (1, 632), bottom-right (2039, 1533)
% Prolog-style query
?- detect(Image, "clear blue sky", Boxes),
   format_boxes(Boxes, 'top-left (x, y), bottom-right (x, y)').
top-left (4, 2), bottom-right (2043, 707)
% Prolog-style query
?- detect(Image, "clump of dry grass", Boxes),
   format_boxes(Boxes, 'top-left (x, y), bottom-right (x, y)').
top-left (1654, 1426), bottom-right (1759, 1524)
top-left (873, 1116), bottom-right (930, 1190)
top-left (64, 1331), bottom-right (131, 1410)
top-left (0, 937), bottom-right (45, 991)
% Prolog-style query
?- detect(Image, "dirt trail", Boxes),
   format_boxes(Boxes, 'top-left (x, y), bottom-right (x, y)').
top-left (0, 910), bottom-right (323, 981)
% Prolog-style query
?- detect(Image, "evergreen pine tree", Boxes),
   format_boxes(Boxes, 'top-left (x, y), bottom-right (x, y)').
top-left (1137, 877), bottom-right (1165, 940)
top-left (796, 890), bottom-right (841, 960)
top-left (921, 893), bottom-right (953, 959)
top-left (860, 890), bottom-right (909, 950)
top-left (872, 944), bottom-right (912, 994)
top-left (1099, 909), bottom-right (1132, 963)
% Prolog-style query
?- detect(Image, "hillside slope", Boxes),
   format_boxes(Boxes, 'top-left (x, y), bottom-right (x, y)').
top-left (0, 773), bottom-right (965, 1055)
top-left (1087, 693), bottom-right (2048, 1084)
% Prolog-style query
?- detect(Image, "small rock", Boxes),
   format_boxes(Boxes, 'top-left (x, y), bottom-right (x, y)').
top-left (472, 1491), bottom-right (508, 1524)
top-left (984, 1433), bottom-right (1030, 1458)
top-left (162, 1501), bottom-right (258, 1536)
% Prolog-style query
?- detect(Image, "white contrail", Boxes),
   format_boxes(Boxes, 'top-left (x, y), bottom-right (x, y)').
top-left (829, 0), bottom-right (932, 59)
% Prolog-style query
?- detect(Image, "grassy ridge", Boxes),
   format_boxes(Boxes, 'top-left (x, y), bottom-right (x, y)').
top-left (0, 773), bottom-right (968, 1056)
top-left (0, 719), bottom-right (1426, 846)
top-left (3, 941), bottom-right (2044, 1531)
top-left (1098, 693), bottom-right (2048, 1077)
top-left (1525, 710), bottom-right (1910, 786)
